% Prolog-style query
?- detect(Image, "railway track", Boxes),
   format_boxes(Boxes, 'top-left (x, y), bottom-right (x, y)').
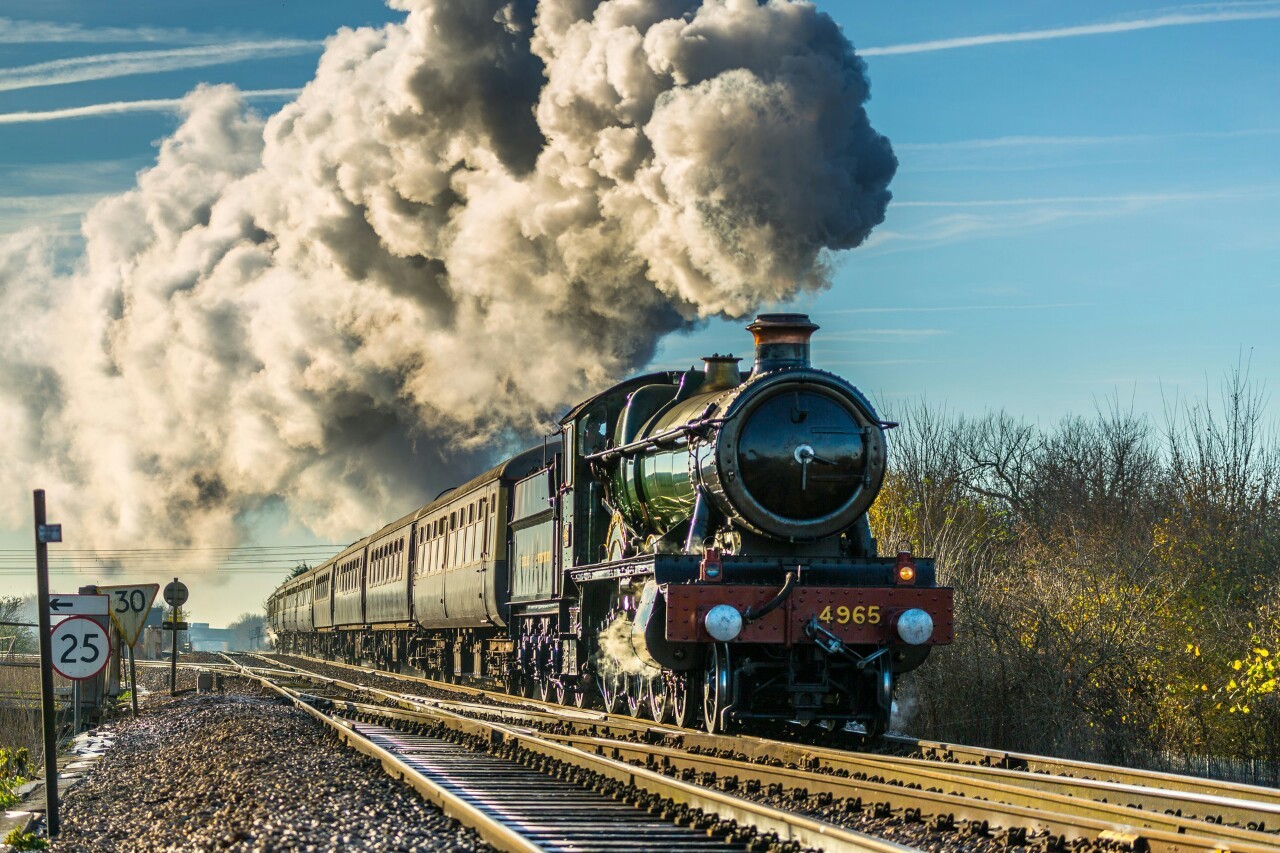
top-left (204, 653), bottom-right (1280, 853)
top-left (215, 653), bottom-right (911, 852)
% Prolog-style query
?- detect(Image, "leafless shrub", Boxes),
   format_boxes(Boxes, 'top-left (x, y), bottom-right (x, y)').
top-left (876, 375), bottom-right (1280, 778)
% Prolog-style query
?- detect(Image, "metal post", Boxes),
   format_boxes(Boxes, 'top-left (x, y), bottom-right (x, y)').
top-left (128, 642), bottom-right (139, 718)
top-left (169, 578), bottom-right (178, 695)
top-left (72, 681), bottom-right (79, 736)
top-left (33, 490), bottom-right (59, 837)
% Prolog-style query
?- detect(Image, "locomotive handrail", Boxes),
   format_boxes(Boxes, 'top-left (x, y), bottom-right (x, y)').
top-left (583, 416), bottom-right (730, 463)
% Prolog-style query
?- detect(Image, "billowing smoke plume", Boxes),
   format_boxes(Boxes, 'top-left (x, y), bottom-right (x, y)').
top-left (0, 0), bottom-right (895, 551)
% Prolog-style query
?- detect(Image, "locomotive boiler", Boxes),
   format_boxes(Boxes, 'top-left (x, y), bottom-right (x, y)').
top-left (268, 314), bottom-right (954, 736)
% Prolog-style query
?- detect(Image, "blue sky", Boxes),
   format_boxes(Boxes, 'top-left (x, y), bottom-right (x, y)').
top-left (0, 2), bottom-right (1276, 622)
top-left (2, 2), bottom-right (1275, 417)
top-left (652, 2), bottom-right (1280, 421)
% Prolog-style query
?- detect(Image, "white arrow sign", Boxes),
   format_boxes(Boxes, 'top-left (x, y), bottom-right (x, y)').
top-left (47, 594), bottom-right (108, 618)
top-left (98, 584), bottom-right (160, 646)
top-left (50, 616), bottom-right (111, 681)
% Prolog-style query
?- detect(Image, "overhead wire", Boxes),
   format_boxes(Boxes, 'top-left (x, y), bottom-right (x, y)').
top-left (0, 544), bottom-right (344, 575)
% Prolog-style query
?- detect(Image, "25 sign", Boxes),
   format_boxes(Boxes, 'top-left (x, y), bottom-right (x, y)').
top-left (49, 616), bottom-right (111, 681)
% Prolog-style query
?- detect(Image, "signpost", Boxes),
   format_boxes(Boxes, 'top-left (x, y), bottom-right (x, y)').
top-left (99, 584), bottom-right (159, 718)
top-left (163, 579), bottom-right (188, 695)
top-left (33, 490), bottom-right (61, 838)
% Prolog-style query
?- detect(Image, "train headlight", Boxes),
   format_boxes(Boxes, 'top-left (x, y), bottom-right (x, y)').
top-left (895, 608), bottom-right (934, 645)
top-left (705, 604), bottom-right (744, 642)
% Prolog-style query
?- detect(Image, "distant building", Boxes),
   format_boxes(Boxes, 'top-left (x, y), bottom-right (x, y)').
top-left (140, 609), bottom-right (187, 659)
top-left (188, 623), bottom-right (234, 652)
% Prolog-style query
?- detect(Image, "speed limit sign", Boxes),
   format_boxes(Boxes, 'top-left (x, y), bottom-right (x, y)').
top-left (49, 616), bottom-right (111, 681)
top-left (99, 584), bottom-right (159, 646)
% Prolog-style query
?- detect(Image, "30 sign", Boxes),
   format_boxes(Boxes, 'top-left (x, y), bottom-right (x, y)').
top-left (98, 584), bottom-right (159, 646)
top-left (49, 616), bottom-right (111, 681)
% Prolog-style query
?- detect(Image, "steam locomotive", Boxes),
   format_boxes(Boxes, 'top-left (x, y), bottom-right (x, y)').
top-left (267, 314), bottom-right (953, 735)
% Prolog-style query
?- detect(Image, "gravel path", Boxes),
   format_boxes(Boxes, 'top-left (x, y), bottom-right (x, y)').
top-left (51, 681), bottom-right (493, 852)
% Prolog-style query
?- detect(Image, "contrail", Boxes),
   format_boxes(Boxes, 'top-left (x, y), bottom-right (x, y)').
top-left (0, 41), bottom-right (322, 92)
top-left (861, 7), bottom-right (1280, 56)
top-left (0, 18), bottom-right (224, 44)
top-left (893, 188), bottom-right (1275, 207)
top-left (0, 90), bottom-right (301, 124)
top-left (896, 128), bottom-right (1280, 151)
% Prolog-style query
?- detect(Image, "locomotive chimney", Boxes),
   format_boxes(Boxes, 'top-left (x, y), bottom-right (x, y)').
top-left (747, 313), bottom-right (819, 375)
top-left (701, 354), bottom-right (742, 391)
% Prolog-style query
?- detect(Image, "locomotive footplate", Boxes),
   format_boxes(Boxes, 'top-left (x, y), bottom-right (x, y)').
top-left (663, 583), bottom-right (955, 646)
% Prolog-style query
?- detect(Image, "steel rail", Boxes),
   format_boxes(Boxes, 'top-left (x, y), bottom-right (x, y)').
top-left (258, 653), bottom-right (1280, 833)
top-left (231, 657), bottom-right (1280, 853)
top-left (220, 657), bottom-right (544, 853)
top-left (534, 728), bottom-right (1280, 852)
top-left (781, 746), bottom-right (1280, 831)
top-left (893, 735), bottom-right (1280, 808)
top-left (230, 659), bottom-right (913, 853)
top-left (256, 653), bottom-right (1280, 837)
top-left (272, 652), bottom-right (583, 708)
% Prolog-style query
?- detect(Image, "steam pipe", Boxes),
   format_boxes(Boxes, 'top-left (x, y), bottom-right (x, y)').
top-left (743, 570), bottom-right (797, 623)
top-left (684, 487), bottom-right (711, 554)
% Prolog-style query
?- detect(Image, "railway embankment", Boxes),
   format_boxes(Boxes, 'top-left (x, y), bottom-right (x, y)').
top-left (43, 678), bottom-right (490, 852)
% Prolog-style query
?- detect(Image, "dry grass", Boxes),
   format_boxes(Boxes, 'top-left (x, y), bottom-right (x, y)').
top-left (0, 660), bottom-right (73, 769)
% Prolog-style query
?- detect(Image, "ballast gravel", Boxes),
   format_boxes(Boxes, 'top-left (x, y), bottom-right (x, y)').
top-left (51, 682), bottom-right (493, 852)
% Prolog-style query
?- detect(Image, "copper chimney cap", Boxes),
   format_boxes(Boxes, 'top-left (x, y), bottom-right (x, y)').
top-left (746, 313), bottom-right (819, 375)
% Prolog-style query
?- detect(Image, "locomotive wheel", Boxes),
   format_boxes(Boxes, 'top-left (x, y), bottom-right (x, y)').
top-left (865, 661), bottom-right (893, 738)
top-left (599, 668), bottom-right (624, 714)
top-left (626, 673), bottom-right (647, 717)
top-left (572, 677), bottom-right (592, 708)
top-left (702, 643), bottom-right (732, 734)
top-left (647, 675), bottom-right (670, 723)
top-left (669, 671), bottom-right (696, 728)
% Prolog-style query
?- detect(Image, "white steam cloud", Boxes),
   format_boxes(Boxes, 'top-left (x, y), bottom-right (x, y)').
top-left (0, 0), bottom-right (895, 552)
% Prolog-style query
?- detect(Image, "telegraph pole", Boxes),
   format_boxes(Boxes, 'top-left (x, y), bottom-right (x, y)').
top-left (33, 490), bottom-right (61, 837)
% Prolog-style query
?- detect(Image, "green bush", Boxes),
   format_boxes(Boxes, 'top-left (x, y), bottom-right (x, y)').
top-left (0, 747), bottom-right (30, 810)
top-left (3, 827), bottom-right (48, 850)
